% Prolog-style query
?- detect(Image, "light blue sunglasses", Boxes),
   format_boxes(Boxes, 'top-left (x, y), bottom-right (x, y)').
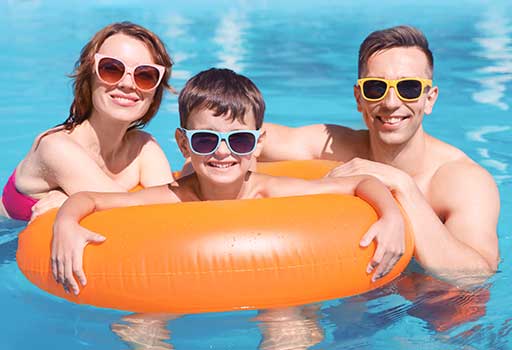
top-left (180, 128), bottom-right (261, 156)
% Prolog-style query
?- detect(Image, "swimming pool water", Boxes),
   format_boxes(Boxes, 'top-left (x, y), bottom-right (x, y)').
top-left (1, 1), bottom-right (511, 349)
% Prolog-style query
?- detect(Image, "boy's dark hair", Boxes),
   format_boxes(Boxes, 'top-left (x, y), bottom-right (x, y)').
top-left (179, 68), bottom-right (265, 129)
top-left (358, 25), bottom-right (434, 78)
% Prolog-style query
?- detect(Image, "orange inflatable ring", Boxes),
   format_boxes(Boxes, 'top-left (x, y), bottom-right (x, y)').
top-left (17, 160), bottom-right (414, 314)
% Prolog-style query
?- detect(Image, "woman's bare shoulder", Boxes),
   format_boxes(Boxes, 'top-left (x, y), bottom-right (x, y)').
top-left (125, 129), bottom-right (158, 144)
top-left (34, 128), bottom-right (81, 158)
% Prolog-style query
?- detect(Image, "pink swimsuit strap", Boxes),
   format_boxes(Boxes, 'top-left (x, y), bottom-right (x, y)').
top-left (2, 169), bottom-right (38, 221)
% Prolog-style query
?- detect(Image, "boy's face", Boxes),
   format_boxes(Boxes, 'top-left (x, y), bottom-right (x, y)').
top-left (176, 108), bottom-right (264, 186)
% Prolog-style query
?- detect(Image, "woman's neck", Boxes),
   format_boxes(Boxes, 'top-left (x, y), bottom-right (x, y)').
top-left (76, 114), bottom-right (132, 162)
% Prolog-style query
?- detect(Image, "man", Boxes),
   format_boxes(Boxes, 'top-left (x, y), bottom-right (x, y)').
top-left (261, 25), bottom-right (500, 283)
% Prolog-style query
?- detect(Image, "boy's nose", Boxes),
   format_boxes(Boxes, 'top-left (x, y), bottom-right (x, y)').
top-left (214, 140), bottom-right (231, 156)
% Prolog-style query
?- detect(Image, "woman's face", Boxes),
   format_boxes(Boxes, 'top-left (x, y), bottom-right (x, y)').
top-left (90, 33), bottom-right (158, 125)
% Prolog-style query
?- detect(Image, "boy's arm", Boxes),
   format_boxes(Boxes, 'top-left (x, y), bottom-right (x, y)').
top-left (266, 175), bottom-right (404, 281)
top-left (51, 185), bottom-right (179, 295)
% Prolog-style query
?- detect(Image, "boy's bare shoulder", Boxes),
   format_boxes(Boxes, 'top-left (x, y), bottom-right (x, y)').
top-left (172, 174), bottom-right (201, 201)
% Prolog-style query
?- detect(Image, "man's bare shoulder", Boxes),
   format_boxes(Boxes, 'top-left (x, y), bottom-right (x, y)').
top-left (427, 135), bottom-right (490, 178)
top-left (428, 136), bottom-right (499, 215)
top-left (433, 157), bottom-right (497, 193)
top-left (261, 122), bottom-right (368, 162)
top-left (323, 124), bottom-right (369, 161)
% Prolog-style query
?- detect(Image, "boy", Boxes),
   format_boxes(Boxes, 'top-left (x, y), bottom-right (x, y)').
top-left (52, 68), bottom-right (405, 295)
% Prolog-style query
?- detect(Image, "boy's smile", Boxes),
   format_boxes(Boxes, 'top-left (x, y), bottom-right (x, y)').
top-left (176, 107), bottom-right (264, 199)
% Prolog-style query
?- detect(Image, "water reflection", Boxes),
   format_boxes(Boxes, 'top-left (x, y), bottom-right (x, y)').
top-left (107, 269), bottom-right (493, 349)
top-left (255, 305), bottom-right (324, 350)
top-left (0, 218), bottom-right (24, 264)
top-left (161, 13), bottom-right (193, 82)
top-left (466, 125), bottom-right (510, 181)
top-left (110, 304), bottom-right (324, 350)
top-left (472, 7), bottom-right (512, 110)
top-left (214, 8), bottom-right (249, 72)
top-left (326, 268), bottom-right (492, 348)
top-left (111, 314), bottom-right (176, 350)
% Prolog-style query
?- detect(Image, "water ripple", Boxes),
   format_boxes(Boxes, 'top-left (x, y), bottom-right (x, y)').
top-left (472, 7), bottom-right (512, 110)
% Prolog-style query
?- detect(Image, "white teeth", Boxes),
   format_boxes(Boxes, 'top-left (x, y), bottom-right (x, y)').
top-left (113, 96), bottom-right (136, 103)
top-left (209, 162), bottom-right (234, 168)
top-left (379, 117), bottom-right (404, 124)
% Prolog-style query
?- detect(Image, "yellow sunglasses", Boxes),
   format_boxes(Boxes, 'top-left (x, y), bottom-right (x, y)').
top-left (357, 77), bottom-right (432, 102)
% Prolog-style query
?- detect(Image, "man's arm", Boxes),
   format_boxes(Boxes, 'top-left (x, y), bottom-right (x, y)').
top-left (260, 123), bottom-right (362, 162)
top-left (264, 174), bottom-right (405, 281)
top-left (402, 161), bottom-right (499, 281)
top-left (328, 158), bottom-right (500, 283)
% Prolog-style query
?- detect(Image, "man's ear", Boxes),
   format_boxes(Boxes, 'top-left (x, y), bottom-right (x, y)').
top-left (354, 85), bottom-right (363, 112)
top-left (252, 130), bottom-right (266, 159)
top-left (424, 85), bottom-right (439, 115)
top-left (175, 128), bottom-right (190, 158)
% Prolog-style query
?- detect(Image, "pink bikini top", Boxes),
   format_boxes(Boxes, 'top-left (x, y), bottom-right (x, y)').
top-left (2, 169), bottom-right (38, 221)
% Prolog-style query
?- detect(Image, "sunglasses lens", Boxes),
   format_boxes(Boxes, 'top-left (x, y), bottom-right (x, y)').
top-left (191, 132), bottom-right (220, 154)
top-left (362, 80), bottom-right (387, 100)
top-left (134, 65), bottom-right (161, 90)
top-left (228, 132), bottom-right (256, 154)
top-left (97, 57), bottom-right (125, 84)
top-left (397, 79), bottom-right (423, 100)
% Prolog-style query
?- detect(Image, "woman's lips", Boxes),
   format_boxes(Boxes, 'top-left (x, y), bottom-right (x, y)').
top-left (110, 94), bottom-right (139, 107)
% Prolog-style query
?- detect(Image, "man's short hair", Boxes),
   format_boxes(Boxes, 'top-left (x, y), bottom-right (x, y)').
top-left (179, 68), bottom-right (265, 129)
top-left (358, 25), bottom-right (434, 78)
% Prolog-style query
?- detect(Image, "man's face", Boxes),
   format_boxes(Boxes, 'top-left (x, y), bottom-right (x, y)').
top-left (354, 46), bottom-right (438, 146)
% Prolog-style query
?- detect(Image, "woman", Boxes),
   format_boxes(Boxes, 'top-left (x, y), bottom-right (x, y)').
top-left (1, 22), bottom-right (174, 221)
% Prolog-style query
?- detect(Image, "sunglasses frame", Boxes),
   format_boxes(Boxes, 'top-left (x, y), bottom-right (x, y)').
top-left (180, 128), bottom-right (261, 156)
top-left (94, 53), bottom-right (166, 92)
top-left (357, 77), bottom-right (433, 102)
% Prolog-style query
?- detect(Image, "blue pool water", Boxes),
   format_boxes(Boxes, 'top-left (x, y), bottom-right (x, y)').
top-left (1, 1), bottom-right (512, 349)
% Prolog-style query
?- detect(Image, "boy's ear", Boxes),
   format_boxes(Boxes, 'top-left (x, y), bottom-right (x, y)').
top-left (252, 130), bottom-right (266, 159)
top-left (175, 128), bottom-right (190, 158)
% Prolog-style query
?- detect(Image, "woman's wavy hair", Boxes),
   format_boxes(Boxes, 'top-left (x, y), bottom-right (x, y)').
top-left (64, 21), bottom-right (174, 130)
